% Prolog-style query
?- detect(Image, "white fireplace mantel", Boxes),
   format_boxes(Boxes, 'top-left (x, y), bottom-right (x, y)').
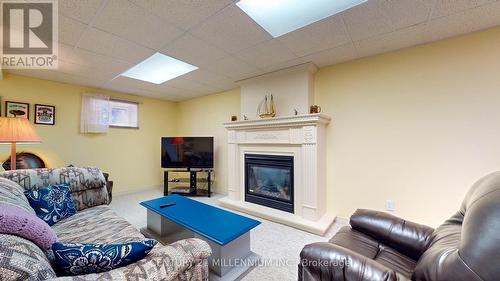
top-left (219, 114), bottom-right (335, 235)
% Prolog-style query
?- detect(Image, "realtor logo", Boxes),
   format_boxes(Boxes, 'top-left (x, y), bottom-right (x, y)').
top-left (1, 0), bottom-right (58, 69)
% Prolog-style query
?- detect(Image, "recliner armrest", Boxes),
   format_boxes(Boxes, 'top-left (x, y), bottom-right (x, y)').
top-left (350, 209), bottom-right (434, 260)
top-left (299, 242), bottom-right (410, 281)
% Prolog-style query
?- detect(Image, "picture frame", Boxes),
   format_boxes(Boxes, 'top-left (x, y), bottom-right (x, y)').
top-left (34, 104), bottom-right (56, 125)
top-left (5, 101), bottom-right (29, 119)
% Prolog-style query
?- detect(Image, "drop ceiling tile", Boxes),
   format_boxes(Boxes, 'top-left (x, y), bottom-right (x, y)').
top-left (77, 28), bottom-right (155, 63)
top-left (130, 0), bottom-right (234, 30)
top-left (342, 0), bottom-right (394, 41)
top-left (190, 4), bottom-right (272, 54)
top-left (354, 23), bottom-right (427, 58)
top-left (206, 55), bottom-right (262, 80)
top-left (235, 39), bottom-right (298, 69)
top-left (57, 60), bottom-right (119, 82)
top-left (7, 69), bottom-right (107, 88)
top-left (180, 69), bottom-right (232, 85)
top-left (377, 0), bottom-right (433, 29)
top-left (164, 78), bottom-right (220, 94)
top-left (59, 15), bottom-right (87, 46)
top-left (425, 1), bottom-right (500, 43)
top-left (59, 0), bottom-right (104, 24)
top-left (59, 44), bottom-right (132, 74)
top-left (300, 43), bottom-right (358, 68)
top-left (161, 33), bottom-right (228, 68)
top-left (431, 0), bottom-right (498, 19)
top-left (93, 0), bottom-right (184, 49)
top-left (278, 16), bottom-right (350, 57)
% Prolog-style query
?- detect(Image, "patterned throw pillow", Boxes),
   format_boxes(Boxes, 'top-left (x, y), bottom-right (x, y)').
top-left (24, 184), bottom-right (77, 226)
top-left (52, 240), bottom-right (157, 276)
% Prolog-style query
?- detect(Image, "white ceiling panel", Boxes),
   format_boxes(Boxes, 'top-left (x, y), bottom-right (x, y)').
top-left (355, 23), bottom-right (427, 58)
top-left (93, 0), bottom-right (184, 49)
top-left (278, 16), bottom-right (350, 57)
top-left (190, 4), bottom-right (272, 54)
top-left (235, 39), bottom-right (298, 69)
top-left (161, 34), bottom-right (228, 68)
top-left (59, 15), bottom-right (87, 46)
top-left (377, 0), bottom-right (433, 29)
top-left (77, 28), bottom-right (155, 63)
top-left (342, 0), bottom-right (395, 41)
top-left (130, 0), bottom-right (235, 30)
top-left (431, 0), bottom-right (498, 19)
top-left (425, 1), bottom-right (500, 43)
top-left (301, 43), bottom-right (359, 68)
top-left (7, 0), bottom-right (500, 101)
top-left (59, 0), bottom-right (104, 24)
top-left (206, 55), bottom-right (262, 80)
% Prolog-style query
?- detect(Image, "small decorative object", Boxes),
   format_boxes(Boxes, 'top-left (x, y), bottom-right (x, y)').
top-left (5, 101), bottom-right (29, 119)
top-left (309, 105), bottom-right (322, 114)
top-left (34, 104), bottom-right (55, 125)
top-left (257, 94), bottom-right (276, 118)
top-left (294, 108), bottom-right (299, 115)
top-left (244, 115), bottom-right (248, 120)
top-left (231, 115), bottom-right (238, 121)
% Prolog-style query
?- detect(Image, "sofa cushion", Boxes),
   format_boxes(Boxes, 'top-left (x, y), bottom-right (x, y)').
top-left (52, 240), bottom-right (157, 276)
top-left (0, 234), bottom-right (57, 281)
top-left (330, 226), bottom-right (416, 279)
top-left (24, 184), bottom-right (77, 226)
top-left (0, 203), bottom-right (57, 251)
top-left (0, 167), bottom-right (109, 211)
top-left (0, 177), bottom-right (35, 215)
top-left (52, 205), bottom-right (146, 244)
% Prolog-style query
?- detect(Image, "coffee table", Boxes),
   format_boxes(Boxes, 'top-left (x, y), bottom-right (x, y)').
top-left (140, 195), bottom-right (261, 281)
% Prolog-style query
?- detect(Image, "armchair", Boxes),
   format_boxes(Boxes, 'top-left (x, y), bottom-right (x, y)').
top-left (299, 171), bottom-right (500, 281)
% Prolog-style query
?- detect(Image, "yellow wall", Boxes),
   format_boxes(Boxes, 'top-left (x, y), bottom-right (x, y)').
top-left (176, 89), bottom-right (240, 193)
top-left (317, 26), bottom-right (500, 226)
top-left (3, 26), bottom-right (500, 226)
top-left (0, 73), bottom-right (178, 194)
top-left (177, 26), bottom-right (500, 227)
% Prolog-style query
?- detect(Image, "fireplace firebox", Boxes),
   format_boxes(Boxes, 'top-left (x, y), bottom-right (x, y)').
top-left (245, 154), bottom-right (294, 213)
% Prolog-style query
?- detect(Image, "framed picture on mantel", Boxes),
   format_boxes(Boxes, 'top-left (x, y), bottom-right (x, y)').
top-left (34, 104), bottom-right (56, 125)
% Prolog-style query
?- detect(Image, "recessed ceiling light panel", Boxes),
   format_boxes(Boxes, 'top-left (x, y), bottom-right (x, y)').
top-left (236, 0), bottom-right (367, 38)
top-left (121, 53), bottom-right (198, 84)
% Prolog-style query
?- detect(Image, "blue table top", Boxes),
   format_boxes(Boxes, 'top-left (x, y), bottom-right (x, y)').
top-left (140, 195), bottom-right (261, 246)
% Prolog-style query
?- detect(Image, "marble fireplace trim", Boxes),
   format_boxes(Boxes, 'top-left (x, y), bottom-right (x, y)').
top-left (219, 114), bottom-right (335, 235)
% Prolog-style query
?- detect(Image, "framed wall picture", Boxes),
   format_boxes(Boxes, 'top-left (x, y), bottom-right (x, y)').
top-left (34, 104), bottom-right (55, 125)
top-left (5, 101), bottom-right (29, 119)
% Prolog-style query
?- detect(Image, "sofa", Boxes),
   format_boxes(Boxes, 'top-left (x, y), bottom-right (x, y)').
top-left (299, 171), bottom-right (500, 281)
top-left (0, 166), bottom-right (211, 281)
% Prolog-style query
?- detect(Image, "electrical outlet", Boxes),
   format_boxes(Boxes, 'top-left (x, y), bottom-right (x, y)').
top-left (385, 199), bottom-right (395, 212)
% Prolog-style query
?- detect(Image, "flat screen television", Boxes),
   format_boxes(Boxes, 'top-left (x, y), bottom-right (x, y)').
top-left (161, 137), bottom-right (214, 169)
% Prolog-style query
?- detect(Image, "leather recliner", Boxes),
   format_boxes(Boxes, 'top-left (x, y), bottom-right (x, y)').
top-left (299, 171), bottom-right (500, 281)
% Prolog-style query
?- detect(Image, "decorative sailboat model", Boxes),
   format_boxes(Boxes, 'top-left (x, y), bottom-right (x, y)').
top-left (257, 94), bottom-right (276, 118)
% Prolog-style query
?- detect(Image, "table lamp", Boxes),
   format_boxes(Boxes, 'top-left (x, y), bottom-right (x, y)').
top-left (0, 117), bottom-right (42, 170)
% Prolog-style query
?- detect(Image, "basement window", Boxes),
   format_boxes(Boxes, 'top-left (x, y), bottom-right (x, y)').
top-left (109, 99), bottom-right (139, 129)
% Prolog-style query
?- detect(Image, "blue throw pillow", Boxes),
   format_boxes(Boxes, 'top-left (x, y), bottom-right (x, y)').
top-left (52, 240), bottom-right (157, 276)
top-left (24, 184), bottom-right (77, 226)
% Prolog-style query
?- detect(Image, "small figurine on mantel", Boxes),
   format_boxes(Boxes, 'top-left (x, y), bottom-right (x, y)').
top-left (257, 94), bottom-right (276, 118)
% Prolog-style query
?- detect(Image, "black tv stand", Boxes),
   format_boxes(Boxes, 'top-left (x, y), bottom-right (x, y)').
top-left (163, 169), bottom-right (212, 197)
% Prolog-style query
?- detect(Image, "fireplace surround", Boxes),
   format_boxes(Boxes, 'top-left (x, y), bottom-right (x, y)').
top-left (220, 114), bottom-right (334, 235)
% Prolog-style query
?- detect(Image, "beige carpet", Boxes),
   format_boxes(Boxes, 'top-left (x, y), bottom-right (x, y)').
top-left (110, 188), bottom-right (346, 281)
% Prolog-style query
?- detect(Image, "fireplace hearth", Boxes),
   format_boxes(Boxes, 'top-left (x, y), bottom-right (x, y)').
top-left (245, 154), bottom-right (294, 213)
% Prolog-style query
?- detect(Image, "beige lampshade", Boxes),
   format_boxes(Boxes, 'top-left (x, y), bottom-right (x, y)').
top-left (0, 117), bottom-right (42, 143)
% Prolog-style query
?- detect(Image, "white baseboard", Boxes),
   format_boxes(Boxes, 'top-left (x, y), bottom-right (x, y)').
top-left (114, 185), bottom-right (162, 196)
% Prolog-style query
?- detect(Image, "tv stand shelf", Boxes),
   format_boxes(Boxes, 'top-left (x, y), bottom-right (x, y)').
top-left (164, 170), bottom-right (212, 198)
